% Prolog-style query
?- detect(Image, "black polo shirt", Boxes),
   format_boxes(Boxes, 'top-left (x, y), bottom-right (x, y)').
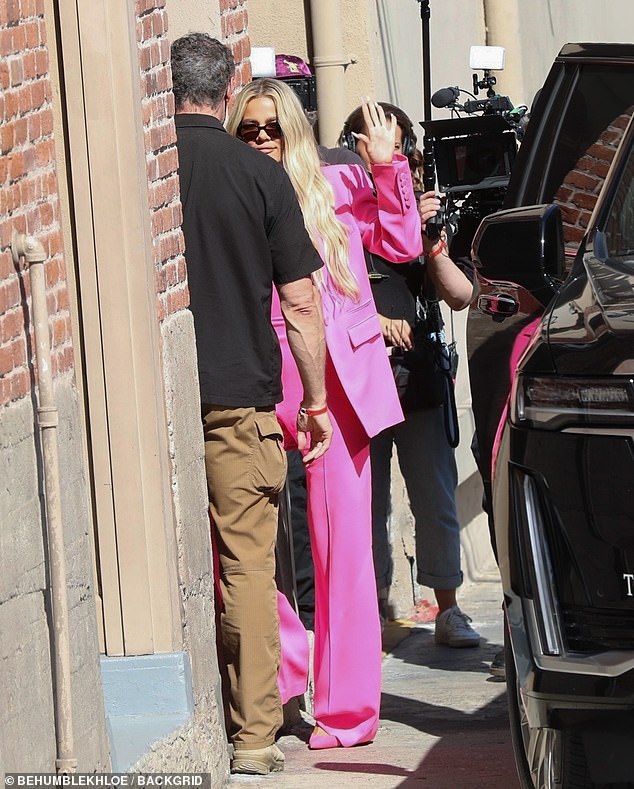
top-left (175, 114), bottom-right (322, 407)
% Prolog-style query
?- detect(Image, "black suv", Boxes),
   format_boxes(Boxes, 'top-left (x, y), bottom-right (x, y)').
top-left (467, 44), bottom-right (634, 788)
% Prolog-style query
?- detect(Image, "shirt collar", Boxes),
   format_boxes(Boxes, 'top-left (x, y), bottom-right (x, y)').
top-left (175, 113), bottom-right (226, 132)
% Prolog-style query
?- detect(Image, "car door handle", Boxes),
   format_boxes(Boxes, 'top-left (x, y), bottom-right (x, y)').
top-left (478, 293), bottom-right (519, 321)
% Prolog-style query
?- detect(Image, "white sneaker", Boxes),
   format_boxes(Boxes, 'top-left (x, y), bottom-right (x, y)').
top-left (435, 606), bottom-right (480, 648)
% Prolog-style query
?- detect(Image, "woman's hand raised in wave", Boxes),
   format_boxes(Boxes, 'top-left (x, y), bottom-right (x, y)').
top-left (352, 99), bottom-right (397, 166)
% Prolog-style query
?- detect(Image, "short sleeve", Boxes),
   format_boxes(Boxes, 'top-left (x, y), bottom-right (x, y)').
top-left (266, 165), bottom-right (323, 285)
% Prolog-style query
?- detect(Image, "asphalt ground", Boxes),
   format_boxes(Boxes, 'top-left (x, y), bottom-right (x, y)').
top-left (228, 574), bottom-right (520, 788)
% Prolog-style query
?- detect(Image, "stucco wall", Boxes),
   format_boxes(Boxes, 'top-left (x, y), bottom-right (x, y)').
top-left (0, 0), bottom-right (110, 769)
top-left (0, 385), bottom-right (110, 772)
top-left (166, 3), bottom-right (222, 40)
top-left (484, 0), bottom-right (634, 110)
top-left (246, 0), bottom-right (634, 148)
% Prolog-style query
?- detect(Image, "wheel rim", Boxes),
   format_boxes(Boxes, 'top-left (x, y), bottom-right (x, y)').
top-left (516, 681), bottom-right (561, 789)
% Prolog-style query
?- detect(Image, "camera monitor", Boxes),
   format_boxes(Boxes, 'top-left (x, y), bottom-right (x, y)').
top-left (420, 115), bottom-right (517, 193)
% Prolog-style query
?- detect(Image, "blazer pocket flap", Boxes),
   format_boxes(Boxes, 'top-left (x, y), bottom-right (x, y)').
top-left (348, 314), bottom-right (381, 349)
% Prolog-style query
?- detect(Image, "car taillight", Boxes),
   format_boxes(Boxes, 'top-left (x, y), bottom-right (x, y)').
top-left (512, 375), bottom-right (634, 429)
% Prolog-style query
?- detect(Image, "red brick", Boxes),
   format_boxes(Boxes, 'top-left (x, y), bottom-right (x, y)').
top-left (11, 24), bottom-right (27, 53)
top-left (564, 170), bottom-right (603, 190)
top-left (51, 315), bottom-right (68, 347)
top-left (565, 225), bottom-right (585, 244)
top-left (6, 0), bottom-right (21, 24)
top-left (613, 113), bottom-right (632, 131)
top-left (559, 204), bottom-right (581, 226)
top-left (4, 88), bottom-right (18, 119)
top-left (571, 191), bottom-right (600, 211)
top-left (0, 343), bottom-right (14, 375)
top-left (9, 56), bottom-right (24, 87)
top-left (35, 48), bottom-right (47, 77)
top-left (28, 111), bottom-right (43, 141)
top-left (56, 286), bottom-right (69, 312)
top-left (40, 107), bottom-right (53, 136)
top-left (12, 335), bottom-right (27, 368)
top-left (8, 151), bottom-right (24, 181)
top-left (24, 19), bottom-right (40, 50)
top-left (31, 78), bottom-right (46, 109)
top-left (0, 278), bottom-right (19, 314)
top-left (579, 157), bottom-right (610, 179)
top-left (10, 367), bottom-right (31, 400)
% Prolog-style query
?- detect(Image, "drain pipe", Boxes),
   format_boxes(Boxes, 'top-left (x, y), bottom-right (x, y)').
top-left (482, 0), bottom-right (523, 105)
top-left (307, 0), bottom-right (350, 147)
top-left (11, 230), bottom-right (77, 775)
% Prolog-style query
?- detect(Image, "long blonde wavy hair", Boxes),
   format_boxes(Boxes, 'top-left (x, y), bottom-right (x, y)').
top-left (227, 78), bottom-right (359, 300)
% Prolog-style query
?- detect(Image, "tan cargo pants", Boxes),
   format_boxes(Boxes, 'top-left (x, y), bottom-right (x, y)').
top-left (202, 404), bottom-right (287, 750)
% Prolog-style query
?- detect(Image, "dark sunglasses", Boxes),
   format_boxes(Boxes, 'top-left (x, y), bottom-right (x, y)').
top-left (237, 120), bottom-right (283, 143)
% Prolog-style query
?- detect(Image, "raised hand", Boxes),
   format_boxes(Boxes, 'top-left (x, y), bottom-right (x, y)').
top-left (352, 99), bottom-right (397, 166)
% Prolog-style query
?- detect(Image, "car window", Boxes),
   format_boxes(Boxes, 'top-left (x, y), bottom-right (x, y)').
top-left (603, 135), bottom-right (634, 261)
top-left (542, 68), bottom-right (634, 253)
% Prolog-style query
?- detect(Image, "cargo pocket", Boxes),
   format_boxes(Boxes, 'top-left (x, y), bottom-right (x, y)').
top-left (249, 412), bottom-right (287, 495)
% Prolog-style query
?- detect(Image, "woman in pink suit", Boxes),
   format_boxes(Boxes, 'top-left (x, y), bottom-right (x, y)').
top-left (227, 80), bottom-right (422, 749)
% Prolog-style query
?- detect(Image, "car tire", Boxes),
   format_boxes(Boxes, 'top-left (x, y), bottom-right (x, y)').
top-left (505, 619), bottom-right (594, 789)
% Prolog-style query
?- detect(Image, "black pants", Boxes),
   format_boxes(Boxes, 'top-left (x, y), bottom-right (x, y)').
top-left (286, 449), bottom-right (315, 630)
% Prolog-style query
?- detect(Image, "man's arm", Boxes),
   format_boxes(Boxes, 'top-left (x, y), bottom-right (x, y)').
top-left (277, 277), bottom-right (333, 463)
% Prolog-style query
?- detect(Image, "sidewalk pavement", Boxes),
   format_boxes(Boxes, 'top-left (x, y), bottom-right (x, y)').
top-left (228, 573), bottom-right (519, 788)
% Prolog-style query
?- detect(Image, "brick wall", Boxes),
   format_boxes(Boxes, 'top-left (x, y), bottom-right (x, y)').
top-left (137, 0), bottom-right (252, 323)
top-left (554, 112), bottom-right (633, 248)
top-left (221, 0), bottom-right (252, 91)
top-left (0, 0), bottom-right (72, 406)
top-left (136, 0), bottom-right (187, 323)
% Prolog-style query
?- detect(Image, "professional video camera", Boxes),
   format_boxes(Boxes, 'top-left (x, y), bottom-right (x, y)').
top-left (420, 46), bottom-right (528, 254)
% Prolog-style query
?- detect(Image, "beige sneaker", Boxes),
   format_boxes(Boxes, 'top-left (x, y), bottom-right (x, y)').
top-left (230, 743), bottom-right (285, 775)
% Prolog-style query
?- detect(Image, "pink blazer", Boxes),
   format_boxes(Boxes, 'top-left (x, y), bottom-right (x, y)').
top-left (273, 154), bottom-right (423, 439)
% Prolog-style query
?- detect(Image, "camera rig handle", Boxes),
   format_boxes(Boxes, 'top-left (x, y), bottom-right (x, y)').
top-left (473, 69), bottom-right (498, 98)
top-left (422, 134), bottom-right (443, 242)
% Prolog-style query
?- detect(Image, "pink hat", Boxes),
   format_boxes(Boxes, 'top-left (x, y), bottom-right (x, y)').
top-left (275, 54), bottom-right (312, 78)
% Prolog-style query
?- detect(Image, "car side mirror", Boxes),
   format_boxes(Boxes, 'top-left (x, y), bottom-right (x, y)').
top-left (472, 204), bottom-right (565, 305)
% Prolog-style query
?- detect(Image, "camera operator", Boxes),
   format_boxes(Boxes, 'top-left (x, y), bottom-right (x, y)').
top-left (339, 102), bottom-right (480, 647)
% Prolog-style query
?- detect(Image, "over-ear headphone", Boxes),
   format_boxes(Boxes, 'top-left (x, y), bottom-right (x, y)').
top-left (339, 121), bottom-right (357, 153)
top-left (339, 103), bottom-right (416, 158)
top-left (397, 124), bottom-right (415, 158)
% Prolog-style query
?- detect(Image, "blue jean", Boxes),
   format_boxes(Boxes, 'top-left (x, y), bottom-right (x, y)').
top-left (370, 405), bottom-right (463, 591)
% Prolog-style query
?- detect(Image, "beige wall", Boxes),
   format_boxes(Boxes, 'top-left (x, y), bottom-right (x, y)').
top-left (485, 0), bottom-right (634, 109)
top-left (247, 0), bottom-right (634, 140)
top-left (167, 3), bottom-right (222, 39)
top-left (248, 0), bottom-right (309, 59)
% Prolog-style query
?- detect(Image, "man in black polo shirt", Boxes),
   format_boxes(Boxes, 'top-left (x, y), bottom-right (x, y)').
top-left (171, 33), bottom-right (332, 776)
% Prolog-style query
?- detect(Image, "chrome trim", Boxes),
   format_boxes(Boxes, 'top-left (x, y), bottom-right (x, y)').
top-left (525, 599), bottom-right (634, 677)
top-left (522, 475), bottom-right (564, 655)
top-left (561, 427), bottom-right (634, 436)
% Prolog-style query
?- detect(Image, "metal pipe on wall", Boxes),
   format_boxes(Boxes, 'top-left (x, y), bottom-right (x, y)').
top-left (307, 0), bottom-right (349, 147)
top-left (11, 231), bottom-right (77, 775)
top-left (482, 0), bottom-right (523, 106)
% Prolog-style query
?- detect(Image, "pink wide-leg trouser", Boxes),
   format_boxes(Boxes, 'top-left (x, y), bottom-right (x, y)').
top-left (276, 345), bottom-right (382, 747)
